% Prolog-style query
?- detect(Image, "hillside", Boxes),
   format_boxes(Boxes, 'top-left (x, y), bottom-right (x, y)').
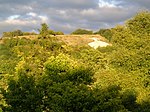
top-left (56, 35), bottom-right (107, 46)
top-left (1, 34), bottom-right (109, 49)
top-left (0, 11), bottom-right (150, 112)
top-left (6, 34), bottom-right (107, 45)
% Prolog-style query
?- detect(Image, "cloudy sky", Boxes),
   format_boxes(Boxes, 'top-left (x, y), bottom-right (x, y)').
top-left (0, 0), bottom-right (150, 35)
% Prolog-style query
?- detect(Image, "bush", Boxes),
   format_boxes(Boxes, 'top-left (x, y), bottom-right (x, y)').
top-left (71, 29), bottom-right (93, 35)
top-left (44, 54), bottom-right (94, 84)
top-left (2, 30), bottom-right (23, 37)
top-left (95, 28), bottom-right (113, 42)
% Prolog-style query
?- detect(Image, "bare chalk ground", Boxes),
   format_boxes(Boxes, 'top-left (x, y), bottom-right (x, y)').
top-left (88, 38), bottom-right (109, 49)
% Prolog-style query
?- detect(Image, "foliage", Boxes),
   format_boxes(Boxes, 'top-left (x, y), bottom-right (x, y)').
top-left (38, 23), bottom-right (49, 37)
top-left (22, 32), bottom-right (37, 35)
top-left (2, 30), bottom-right (37, 38)
top-left (0, 11), bottom-right (150, 112)
top-left (0, 39), bottom-right (19, 74)
top-left (1, 74), bottom-right (43, 112)
top-left (95, 28), bottom-right (113, 42)
top-left (1, 54), bottom-right (141, 112)
top-left (48, 30), bottom-right (64, 35)
top-left (71, 28), bottom-right (93, 35)
top-left (110, 11), bottom-right (150, 88)
top-left (54, 31), bottom-right (64, 35)
top-left (2, 30), bottom-right (23, 37)
top-left (95, 11), bottom-right (150, 107)
top-left (126, 11), bottom-right (150, 36)
top-left (38, 23), bottom-right (64, 37)
top-left (44, 54), bottom-right (94, 85)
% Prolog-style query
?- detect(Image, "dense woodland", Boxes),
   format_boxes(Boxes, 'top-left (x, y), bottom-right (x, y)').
top-left (0, 11), bottom-right (150, 112)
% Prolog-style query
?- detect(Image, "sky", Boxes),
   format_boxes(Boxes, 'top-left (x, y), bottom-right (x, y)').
top-left (0, 0), bottom-right (150, 35)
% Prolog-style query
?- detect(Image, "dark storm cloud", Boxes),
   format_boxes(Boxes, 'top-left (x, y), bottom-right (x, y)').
top-left (0, 0), bottom-right (149, 36)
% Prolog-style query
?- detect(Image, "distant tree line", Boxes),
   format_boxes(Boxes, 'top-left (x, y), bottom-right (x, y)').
top-left (2, 23), bottom-right (64, 38)
top-left (2, 30), bottom-right (37, 37)
top-left (71, 28), bottom-right (113, 42)
top-left (2, 23), bottom-right (112, 42)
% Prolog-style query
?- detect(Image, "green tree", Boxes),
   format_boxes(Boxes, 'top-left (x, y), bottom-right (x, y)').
top-left (39, 54), bottom-right (138, 112)
top-left (1, 74), bottom-right (43, 112)
top-left (94, 28), bottom-right (113, 42)
top-left (39, 23), bottom-right (49, 37)
top-left (111, 11), bottom-right (150, 88)
top-left (13, 30), bottom-right (23, 37)
top-left (2, 30), bottom-right (23, 37)
top-left (71, 29), bottom-right (93, 35)
top-left (23, 32), bottom-right (37, 35)
top-left (55, 31), bottom-right (64, 35)
top-left (2, 32), bottom-right (13, 37)
top-left (44, 54), bottom-right (94, 84)
top-left (126, 11), bottom-right (150, 36)
top-left (1, 53), bottom-right (142, 112)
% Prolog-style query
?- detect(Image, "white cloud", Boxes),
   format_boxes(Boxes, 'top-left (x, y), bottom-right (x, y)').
top-left (5, 19), bottom-right (38, 25)
top-left (99, 0), bottom-right (117, 8)
top-left (81, 9), bottom-right (96, 16)
top-left (27, 12), bottom-right (37, 17)
top-left (23, 6), bottom-right (33, 10)
top-left (4, 13), bottom-right (48, 26)
top-left (58, 10), bottom-right (66, 15)
top-left (7, 15), bottom-right (20, 20)
top-left (38, 16), bottom-right (48, 23)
